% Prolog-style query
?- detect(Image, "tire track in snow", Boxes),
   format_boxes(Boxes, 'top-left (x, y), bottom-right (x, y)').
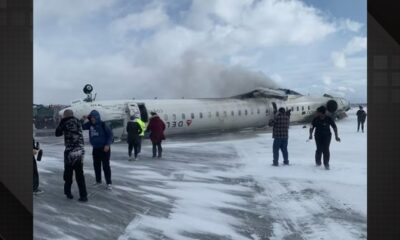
top-left (260, 179), bottom-right (366, 240)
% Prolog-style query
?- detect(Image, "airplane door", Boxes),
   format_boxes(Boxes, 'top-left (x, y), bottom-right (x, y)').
top-left (123, 103), bottom-right (140, 137)
top-left (137, 103), bottom-right (149, 123)
top-left (125, 103), bottom-right (140, 117)
top-left (272, 102), bottom-right (278, 114)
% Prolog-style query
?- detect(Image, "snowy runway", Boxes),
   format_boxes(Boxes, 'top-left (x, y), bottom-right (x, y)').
top-left (34, 109), bottom-right (366, 240)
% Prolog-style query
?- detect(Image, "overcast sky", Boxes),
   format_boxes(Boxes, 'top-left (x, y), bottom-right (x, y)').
top-left (34, 0), bottom-right (366, 104)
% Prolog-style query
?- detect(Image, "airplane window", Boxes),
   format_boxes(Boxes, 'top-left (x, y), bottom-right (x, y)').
top-left (191, 113), bottom-right (195, 119)
top-left (231, 111), bottom-right (234, 116)
top-left (251, 109), bottom-right (254, 115)
top-left (308, 106), bottom-right (311, 110)
top-left (208, 112), bottom-right (212, 118)
top-left (164, 114), bottom-right (168, 121)
top-left (182, 113), bottom-right (186, 119)
top-left (297, 106), bottom-right (299, 111)
top-left (223, 111), bottom-right (227, 117)
top-left (291, 107), bottom-right (294, 111)
top-left (257, 108), bottom-right (260, 114)
top-left (216, 111), bottom-right (219, 117)
top-left (302, 106), bottom-right (304, 111)
top-left (245, 110), bottom-right (248, 115)
top-left (238, 110), bottom-right (242, 116)
top-left (172, 114), bottom-right (176, 121)
top-left (199, 112), bottom-right (203, 118)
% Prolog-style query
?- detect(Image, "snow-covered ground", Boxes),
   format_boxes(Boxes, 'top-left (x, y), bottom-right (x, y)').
top-left (34, 108), bottom-right (366, 240)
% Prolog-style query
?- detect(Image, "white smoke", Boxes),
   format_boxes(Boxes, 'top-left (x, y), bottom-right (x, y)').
top-left (143, 51), bottom-right (279, 99)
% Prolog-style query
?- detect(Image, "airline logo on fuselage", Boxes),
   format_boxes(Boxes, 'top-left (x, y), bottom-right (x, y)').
top-left (166, 120), bottom-right (193, 128)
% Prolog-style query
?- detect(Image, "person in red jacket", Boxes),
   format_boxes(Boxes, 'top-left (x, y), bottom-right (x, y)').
top-left (146, 112), bottom-right (166, 158)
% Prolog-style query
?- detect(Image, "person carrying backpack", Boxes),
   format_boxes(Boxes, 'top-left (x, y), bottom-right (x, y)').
top-left (81, 110), bottom-right (114, 190)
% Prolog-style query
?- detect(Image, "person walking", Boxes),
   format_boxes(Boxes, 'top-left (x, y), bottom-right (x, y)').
top-left (269, 107), bottom-right (290, 166)
top-left (81, 110), bottom-right (114, 190)
top-left (127, 115), bottom-right (143, 161)
top-left (309, 106), bottom-right (341, 170)
top-left (134, 116), bottom-right (146, 154)
top-left (146, 112), bottom-right (166, 158)
top-left (55, 109), bottom-right (88, 202)
top-left (356, 105), bottom-right (367, 133)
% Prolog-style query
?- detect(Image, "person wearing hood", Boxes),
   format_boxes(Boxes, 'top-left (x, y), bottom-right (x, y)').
top-left (146, 112), bottom-right (166, 158)
top-left (126, 115), bottom-right (142, 161)
top-left (56, 109), bottom-right (88, 202)
top-left (81, 110), bottom-right (114, 190)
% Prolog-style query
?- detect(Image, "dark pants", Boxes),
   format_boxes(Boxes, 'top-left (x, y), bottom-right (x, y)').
top-left (315, 135), bottom-right (332, 166)
top-left (357, 120), bottom-right (365, 132)
top-left (92, 147), bottom-right (112, 184)
top-left (63, 160), bottom-right (87, 198)
top-left (273, 138), bottom-right (289, 164)
top-left (137, 137), bottom-right (142, 153)
top-left (152, 141), bottom-right (162, 157)
top-left (128, 142), bottom-right (140, 158)
top-left (33, 157), bottom-right (39, 191)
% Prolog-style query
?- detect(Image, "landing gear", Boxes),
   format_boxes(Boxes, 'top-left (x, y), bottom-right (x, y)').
top-left (83, 84), bottom-right (96, 102)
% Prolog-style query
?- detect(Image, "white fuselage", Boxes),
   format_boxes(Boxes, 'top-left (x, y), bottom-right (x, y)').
top-left (62, 90), bottom-right (350, 140)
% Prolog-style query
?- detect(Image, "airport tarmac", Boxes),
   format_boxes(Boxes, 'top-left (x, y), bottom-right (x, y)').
top-left (34, 109), bottom-right (366, 240)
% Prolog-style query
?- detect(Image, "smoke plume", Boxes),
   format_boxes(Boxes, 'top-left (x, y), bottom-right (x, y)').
top-left (146, 51), bottom-right (279, 99)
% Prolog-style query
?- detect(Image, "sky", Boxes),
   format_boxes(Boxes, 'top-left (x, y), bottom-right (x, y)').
top-left (34, 0), bottom-right (367, 104)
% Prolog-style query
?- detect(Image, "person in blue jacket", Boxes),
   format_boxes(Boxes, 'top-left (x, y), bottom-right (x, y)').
top-left (81, 110), bottom-right (114, 190)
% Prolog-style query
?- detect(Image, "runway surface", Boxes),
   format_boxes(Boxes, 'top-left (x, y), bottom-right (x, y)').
top-left (34, 109), bottom-right (366, 240)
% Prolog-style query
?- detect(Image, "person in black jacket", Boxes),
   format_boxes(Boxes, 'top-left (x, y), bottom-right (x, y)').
top-left (56, 109), bottom-right (88, 202)
top-left (126, 115), bottom-right (143, 161)
top-left (356, 106), bottom-right (367, 133)
top-left (33, 138), bottom-right (44, 195)
top-left (309, 106), bottom-right (341, 170)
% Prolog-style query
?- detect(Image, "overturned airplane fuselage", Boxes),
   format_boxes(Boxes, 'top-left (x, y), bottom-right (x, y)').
top-left (61, 86), bottom-right (351, 140)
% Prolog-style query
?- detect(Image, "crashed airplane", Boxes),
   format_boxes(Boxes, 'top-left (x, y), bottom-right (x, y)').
top-left (60, 85), bottom-right (351, 140)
